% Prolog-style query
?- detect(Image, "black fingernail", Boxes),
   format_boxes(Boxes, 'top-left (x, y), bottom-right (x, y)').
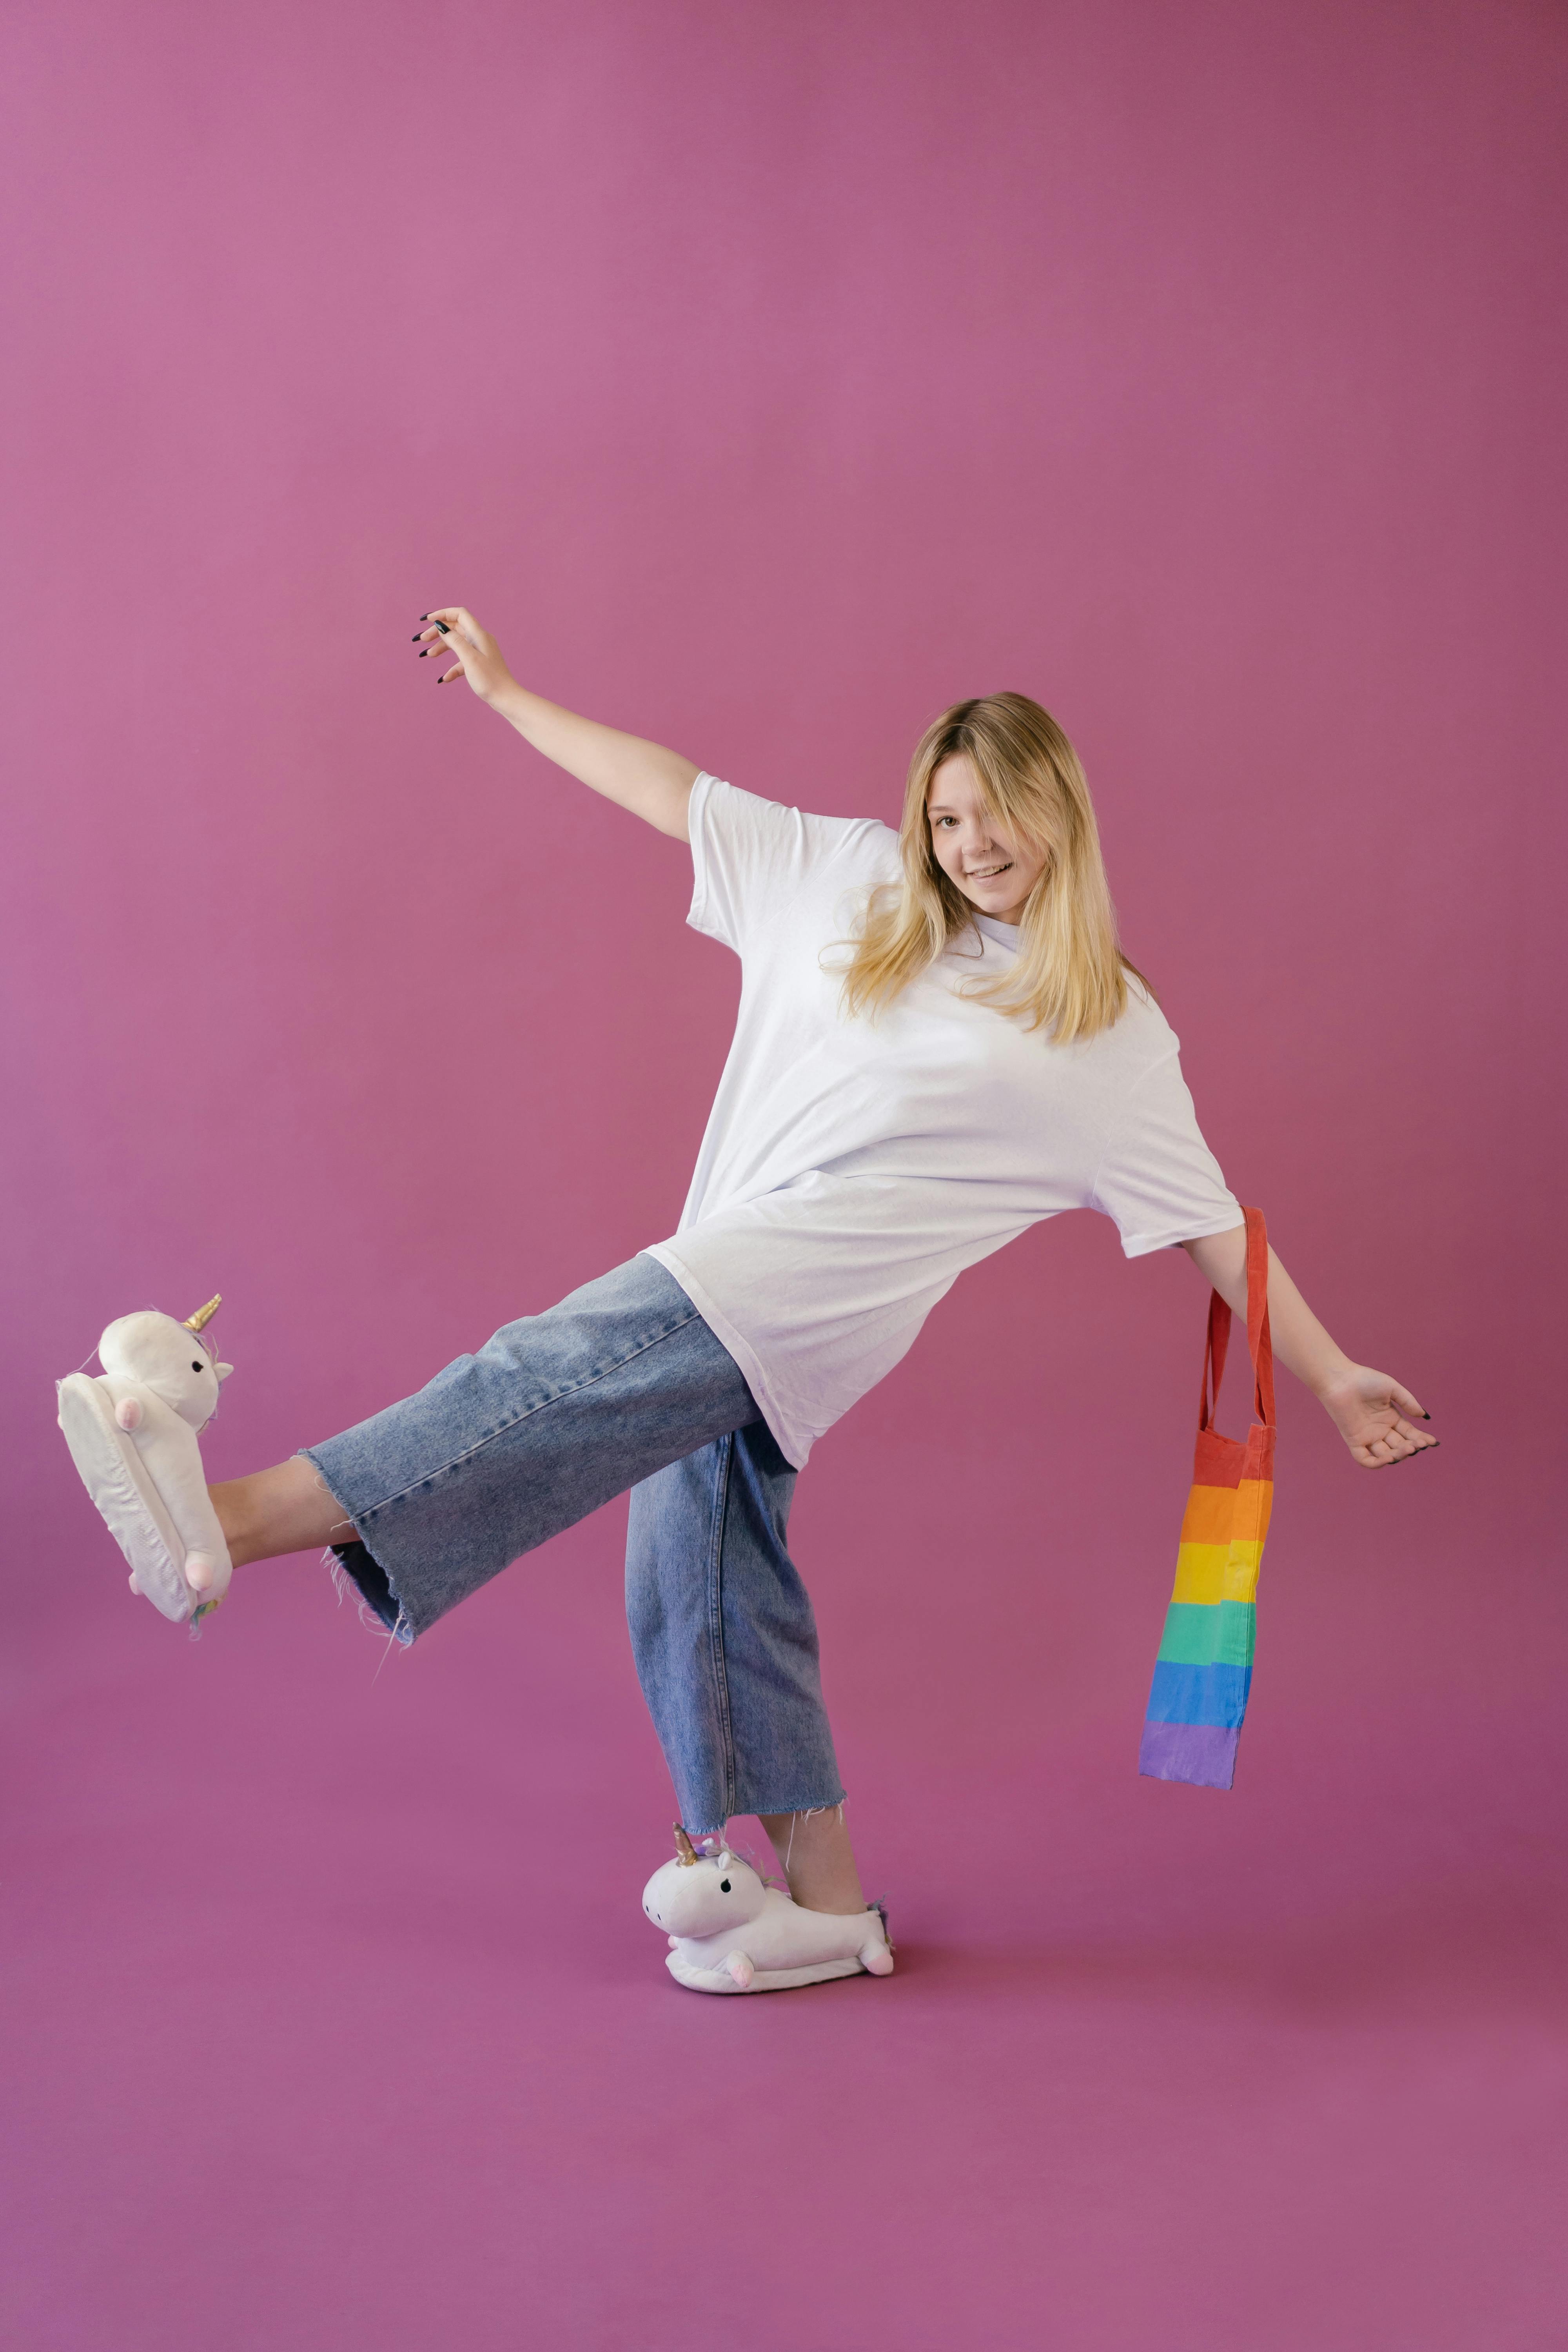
top-left (435, 621), bottom-right (450, 633)
top-left (437, 673), bottom-right (445, 682)
top-left (419, 612), bottom-right (428, 621)
top-left (410, 632), bottom-right (423, 642)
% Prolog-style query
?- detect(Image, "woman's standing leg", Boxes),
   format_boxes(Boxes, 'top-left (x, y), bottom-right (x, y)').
top-left (626, 1423), bottom-right (867, 1914)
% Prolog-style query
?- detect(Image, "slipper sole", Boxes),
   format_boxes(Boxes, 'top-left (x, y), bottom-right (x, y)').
top-left (57, 1374), bottom-right (195, 1624)
top-left (666, 1953), bottom-right (874, 1994)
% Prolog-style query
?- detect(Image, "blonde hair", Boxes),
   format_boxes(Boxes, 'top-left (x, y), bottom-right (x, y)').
top-left (838, 692), bottom-right (1144, 1043)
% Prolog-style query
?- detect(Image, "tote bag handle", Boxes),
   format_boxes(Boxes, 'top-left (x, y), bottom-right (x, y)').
top-left (1198, 1205), bottom-right (1276, 1437)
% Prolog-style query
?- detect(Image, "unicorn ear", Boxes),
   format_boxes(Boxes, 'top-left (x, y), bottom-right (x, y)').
top-left (216, 1363), bottom-right (234, 1381)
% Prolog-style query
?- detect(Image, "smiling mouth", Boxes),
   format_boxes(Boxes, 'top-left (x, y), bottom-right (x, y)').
top-left (965, 862), bottom-right (1013, 881)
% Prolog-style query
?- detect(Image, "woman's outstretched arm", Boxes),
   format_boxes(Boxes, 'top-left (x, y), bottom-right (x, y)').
top-left (414, 605), bottom-right (699, 839)
top-left (1181, 1227), bottom-right (1438, 1470)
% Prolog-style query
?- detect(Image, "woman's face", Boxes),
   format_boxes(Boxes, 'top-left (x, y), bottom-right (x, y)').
top-left (926, 755), bottom-right (1049, 926)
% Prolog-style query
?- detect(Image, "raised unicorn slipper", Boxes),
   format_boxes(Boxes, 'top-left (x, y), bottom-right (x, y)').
top-left (642, 1825), bottom-right (894, 1994)
top-left (56, 1295), bottom-right (235, 1625)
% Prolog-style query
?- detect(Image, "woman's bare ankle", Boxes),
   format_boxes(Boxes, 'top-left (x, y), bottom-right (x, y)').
top-left (210, 1457), bottom-right (358, 1568)
top-left (758, 1805), bottom-right (867, 1915)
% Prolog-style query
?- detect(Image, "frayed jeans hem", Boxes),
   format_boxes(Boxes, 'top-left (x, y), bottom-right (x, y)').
top-left (682, 1792), bottom-right (848, 1838)
top-left (298, 1448), bottom-right (415, 1646)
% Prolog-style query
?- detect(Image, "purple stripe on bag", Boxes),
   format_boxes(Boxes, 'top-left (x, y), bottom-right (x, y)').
top-left (1137, 1720), bottom-right (1239, 1790)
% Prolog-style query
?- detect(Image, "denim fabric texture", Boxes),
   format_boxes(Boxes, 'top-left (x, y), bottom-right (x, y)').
top-left (303, 1254), bottom-right (843, 1831)
top-left (626, 1421), bottom-right (843, 1832)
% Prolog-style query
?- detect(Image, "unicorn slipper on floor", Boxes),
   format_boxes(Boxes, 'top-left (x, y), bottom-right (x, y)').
top-left (642, 1826), bottom-right (894, 1994)
top-left (56, 1295), bottom-right (235, 1626)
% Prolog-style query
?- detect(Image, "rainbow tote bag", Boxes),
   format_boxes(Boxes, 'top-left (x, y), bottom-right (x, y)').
top-left (1138, 1205), bottom-right (1276, 1791)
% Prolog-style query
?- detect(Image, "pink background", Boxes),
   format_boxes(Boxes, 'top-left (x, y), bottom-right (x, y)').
top-left (4, 2), bottom-right (1564, 2345)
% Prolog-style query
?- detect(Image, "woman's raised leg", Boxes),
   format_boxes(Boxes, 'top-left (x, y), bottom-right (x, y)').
top-left (209, 1457), bottom-right (358, 1567)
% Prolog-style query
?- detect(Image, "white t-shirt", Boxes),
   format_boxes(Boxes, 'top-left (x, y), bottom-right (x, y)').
top-left (644, 775), bottom-right (1241, 1467)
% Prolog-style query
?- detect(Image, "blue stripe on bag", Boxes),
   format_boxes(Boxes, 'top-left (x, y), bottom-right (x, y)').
top-left (1144, 1659), bottom-right (1252, 1730)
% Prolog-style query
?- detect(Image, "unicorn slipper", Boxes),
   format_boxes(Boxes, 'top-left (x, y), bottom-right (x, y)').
top-left (642, 1826), bottom-right (894, 1994)
top-left (56, 1296), bottom-right (235, 1626)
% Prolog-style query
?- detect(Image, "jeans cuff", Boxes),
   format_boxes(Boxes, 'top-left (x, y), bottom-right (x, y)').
top-left (330, 1539), bottom-right (411, 1643)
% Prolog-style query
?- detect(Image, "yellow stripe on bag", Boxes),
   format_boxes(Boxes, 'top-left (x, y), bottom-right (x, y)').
top-left (1171, 1535), bottom-right (1265, 1605)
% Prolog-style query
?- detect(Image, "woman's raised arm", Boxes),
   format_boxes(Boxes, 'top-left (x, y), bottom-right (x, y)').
top-left (414, 606), bottom-right (699, 840)
top-left (1181, 1227), bottom-right (1439, 1470)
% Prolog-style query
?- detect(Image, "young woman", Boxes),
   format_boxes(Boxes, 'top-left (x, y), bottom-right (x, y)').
top-left (64, 604), bottom-right (1437, 1988)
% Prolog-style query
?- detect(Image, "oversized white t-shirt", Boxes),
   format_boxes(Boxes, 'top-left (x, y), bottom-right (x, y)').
top-left (644, 775), bottom-right (1241, 1467)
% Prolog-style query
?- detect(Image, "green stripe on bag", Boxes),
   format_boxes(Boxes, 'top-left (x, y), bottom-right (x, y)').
top-left (1156, 1598), bottom-right (1256, 1668)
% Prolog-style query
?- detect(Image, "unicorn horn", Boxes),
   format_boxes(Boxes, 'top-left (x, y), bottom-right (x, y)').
top-left (673, 1824), bottom-right (699, 1867)
top-left (182, 1295), bottom-right (222, 1332)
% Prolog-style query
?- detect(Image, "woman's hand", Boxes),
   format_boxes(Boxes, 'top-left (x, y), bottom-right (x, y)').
top-left (413, 606), bottom-right (516, 704)
top-left (1316, 1366), bottom-right (1438, 1468)
top-left (1183, 1231), bottom-right (1441, 1471)
top-left (410, 601), bottom-right (699, 838)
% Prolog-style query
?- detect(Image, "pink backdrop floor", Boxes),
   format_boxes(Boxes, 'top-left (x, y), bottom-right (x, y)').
top-left (5, 1441), bottom-right (1565, 2349)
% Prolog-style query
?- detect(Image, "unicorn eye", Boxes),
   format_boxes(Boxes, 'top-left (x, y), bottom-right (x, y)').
top-left (191, 1362), bottom-right (203, 1373)
top-left (719, 1878), bottom-right (731, 1893)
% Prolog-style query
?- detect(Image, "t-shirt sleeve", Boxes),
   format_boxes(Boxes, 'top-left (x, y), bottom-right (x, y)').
top-left (686, 772), bottom-right (887, 955)
top-left (1091, 1048), bottom-right (1243, 1258)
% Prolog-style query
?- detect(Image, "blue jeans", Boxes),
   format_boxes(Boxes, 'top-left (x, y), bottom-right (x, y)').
top-left (301, 1255), bottom-right (844, 1834)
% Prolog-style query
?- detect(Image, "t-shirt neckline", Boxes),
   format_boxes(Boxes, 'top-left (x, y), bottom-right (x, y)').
top-left (971, 913), bottom-right (1021, 952)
